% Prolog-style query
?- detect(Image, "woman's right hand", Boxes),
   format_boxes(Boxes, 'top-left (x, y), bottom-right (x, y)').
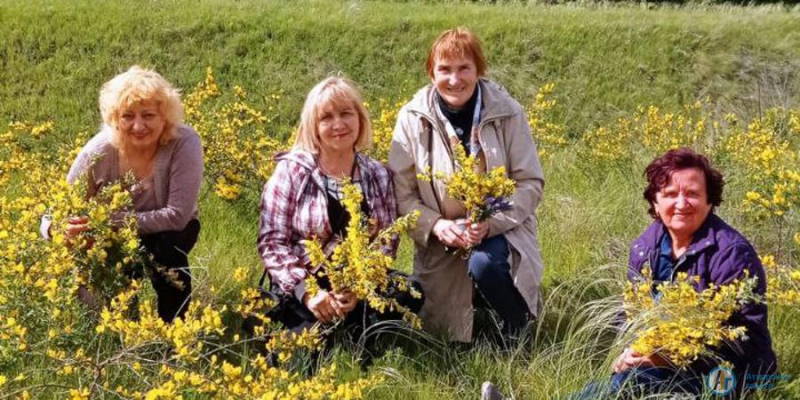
top-left (303, 290), bottom-right (344, 324)
top-left (432, 218), bottom-right (468, 249)
top-left (65, 216), bottom-right (94, 249)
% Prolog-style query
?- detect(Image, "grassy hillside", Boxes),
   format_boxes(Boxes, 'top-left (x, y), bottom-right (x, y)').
top-left (0, 1), bottom-right (798, 399)
top-left (2, 0), bottom-right (799, 135)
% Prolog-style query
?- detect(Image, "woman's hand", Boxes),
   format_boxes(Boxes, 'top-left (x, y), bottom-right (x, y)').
top-left (65, 216), bottom-right (94, 249)
top-left (332, 291), bottom-right (358, 314)
top-left (432, 218), bottom-right (468, 249)
top-left (463, 220), bottom-right (489, 247)
top-left (613, 347), bottom-right (671, 373)
top-left (304, 290), bottom-right (344, 324)
top-left (66, 216), bottom-right (90, 238)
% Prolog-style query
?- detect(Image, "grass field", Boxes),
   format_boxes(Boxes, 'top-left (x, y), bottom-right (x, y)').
top-left (1, 0), bottom-right (798, 399)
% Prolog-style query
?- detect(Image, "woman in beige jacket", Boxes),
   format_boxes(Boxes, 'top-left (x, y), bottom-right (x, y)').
top-left (388, 28), bottom-right (545, 343)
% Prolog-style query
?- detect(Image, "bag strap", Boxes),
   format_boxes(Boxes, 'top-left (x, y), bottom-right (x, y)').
top-left (423, 118), bottom-right (445, 214)
top-left (258, 268), bottom-right (269, 289)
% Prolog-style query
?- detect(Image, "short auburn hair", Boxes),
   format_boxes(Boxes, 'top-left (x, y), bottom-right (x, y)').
top-left (643, 148), bottom-right (725, 220)
top-left (425, 27), bottom-right (487, 79)
top-left (293, 76), bottom-right (372, 154)
top-left (99, 65), bottom-right (183, 148)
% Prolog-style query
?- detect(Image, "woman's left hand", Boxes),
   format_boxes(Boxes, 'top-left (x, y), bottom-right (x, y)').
top-left (613, 347), bottom-right (671, 373)
top-left (464, 220), bottom-right (489, 247)
top-left (332, 291), bottom-right (358, 314)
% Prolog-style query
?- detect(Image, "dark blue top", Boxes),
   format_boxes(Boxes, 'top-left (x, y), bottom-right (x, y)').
top-left (436, 89), bottom-right (478, 153)
top-left (651, 232), bottom-right (674, 299)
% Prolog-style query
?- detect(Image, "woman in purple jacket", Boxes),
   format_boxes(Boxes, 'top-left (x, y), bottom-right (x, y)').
top-left (608, 148), bottom-right (777, 397)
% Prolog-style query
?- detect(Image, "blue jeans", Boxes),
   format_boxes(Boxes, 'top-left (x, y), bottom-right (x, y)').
top-left (468, 235), bottom-right (529, 336)
top-left (569, 367), bottom-right (705, 399)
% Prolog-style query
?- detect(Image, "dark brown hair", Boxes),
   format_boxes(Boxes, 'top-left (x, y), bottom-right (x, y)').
top-left (643, 148), bottom-right (724, 220)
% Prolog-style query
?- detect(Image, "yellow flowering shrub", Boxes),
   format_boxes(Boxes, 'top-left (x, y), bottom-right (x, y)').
top-left (527, 83), bottom-right (568, 159)
top-left (722, 109), bottom-right (798, 219)
top-left (581, 101), bottom-right (708, 163)
top-left (183, 67), bottom-right (287, 200)
top-left (304, 180), bottom-right (422, 328)
top-left (366, 97), bottom-right (407, 164)
top-left (0, 89), bottom-right (383, 398)
top-left (638, 102), bottom-right (708, 155)
top-left (761, 254), bottom-right (800, 306)
top-left (581, 122), bottom-right (634, 163)
top-left (623, 269), bottom-right (760, 368)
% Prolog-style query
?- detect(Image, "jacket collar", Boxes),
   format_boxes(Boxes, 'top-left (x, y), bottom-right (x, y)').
top-left (274, 149), bottom-right (373, 191)
top-left (638, 213), bottom-right (720, 256)
top-left (405, 78), bottom-right (517, 123)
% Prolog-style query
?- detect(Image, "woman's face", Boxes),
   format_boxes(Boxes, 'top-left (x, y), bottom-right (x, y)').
top-left (118, 100), bottom-right (165, 151)
top-left (317, 101), bottom-right (360, 157)
top-left (431, 54), bottom-right (478, 110)
top-left (653, 168), bottom-right (713, 241)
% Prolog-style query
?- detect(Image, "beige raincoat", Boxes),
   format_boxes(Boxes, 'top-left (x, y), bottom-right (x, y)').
top-left (388, 79), bottom-right (545, 342)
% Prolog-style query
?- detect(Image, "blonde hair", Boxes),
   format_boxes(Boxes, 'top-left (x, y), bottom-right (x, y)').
top-left (426, 27), bottom-right (487, 79)
top-left (293, 77), bottom-right (372, 154)
top-left (99, 65), bottom-right (183, 148)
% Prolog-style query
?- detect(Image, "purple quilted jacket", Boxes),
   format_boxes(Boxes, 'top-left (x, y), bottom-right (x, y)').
top-left (628, 213), bottom-right (777, 376)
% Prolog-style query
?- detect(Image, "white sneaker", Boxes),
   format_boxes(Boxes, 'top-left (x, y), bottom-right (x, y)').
top-left (481, 381), bottom-right (506, 400)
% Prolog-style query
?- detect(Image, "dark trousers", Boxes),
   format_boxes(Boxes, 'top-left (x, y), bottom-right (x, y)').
top-left (138, 219), bottom-right (200, 323)
top-left (270, 272), bottom-right (424, 342)
top-left (569, 367), bottom-right (705, 400)
top-left (468, 235), bottom-right (530, 336)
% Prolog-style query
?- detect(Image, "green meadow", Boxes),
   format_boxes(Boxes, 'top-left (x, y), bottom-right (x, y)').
top-left (1, 0), bottom-right (798, 398)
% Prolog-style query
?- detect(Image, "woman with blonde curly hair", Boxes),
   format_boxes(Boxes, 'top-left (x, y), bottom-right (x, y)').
top-left (44, 65), bottom-right (204, 322)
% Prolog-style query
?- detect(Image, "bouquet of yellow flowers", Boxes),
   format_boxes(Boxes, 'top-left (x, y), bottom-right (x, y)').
top-left (622, 268), bottom-right (761, 369)
top-left (303, 181), bottom-right (422, 328)
top-left (421, 144), bottom-right (515, 223)
top-left (46, 173), bottom-right (142, 298)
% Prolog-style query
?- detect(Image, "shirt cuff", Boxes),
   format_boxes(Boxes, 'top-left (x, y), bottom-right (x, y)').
top-left (293, 280), bottom-right (307, 303)
top-left (40, 215), bottom-right (53, 240)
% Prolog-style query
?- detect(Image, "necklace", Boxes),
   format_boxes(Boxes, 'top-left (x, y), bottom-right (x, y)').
top-left (119, 149), bottom-right (156, 181)
top-left (322, 161), bottom-right (360, 201)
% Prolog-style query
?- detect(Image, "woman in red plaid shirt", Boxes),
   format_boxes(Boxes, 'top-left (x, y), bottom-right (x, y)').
top-left (257, 77), bottom-right (422, 338)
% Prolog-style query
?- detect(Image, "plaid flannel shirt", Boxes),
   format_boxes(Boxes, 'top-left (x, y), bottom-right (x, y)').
top-left (257, 150), bottom-right (398, 297)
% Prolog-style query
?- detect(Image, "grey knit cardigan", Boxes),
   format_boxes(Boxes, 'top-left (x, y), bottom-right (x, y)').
top-left (42, 125), bottom-right (204, 236)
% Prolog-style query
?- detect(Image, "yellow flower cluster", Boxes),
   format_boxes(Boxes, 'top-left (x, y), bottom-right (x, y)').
top-left (46, 174), bottom-right (142, 296)
top-left (304, 180), bottom-right (422, 328)
top-left (424, 144), bottom-right (516, 223)
top-left (723, 110), bottom-right (798, 219)
top-left (639, 102), bottom-right (707, 155)
top-left (96, 281), bottom-right (226, 360)
top-left (183, 68), bottom-right (286, 200)
top-left (581, 101), bottom-right (707, 163)
top-left (623, 269), bottom-right (760, 368)
top-left (0, 121), bottom-right (55, 187)
top-left (121, 352), bottom-right (381, 399)
top-left (366, 97), bottom-right (407, 163)
top-left (526, 83), bottom-right (568, 159)
top-left (761, 254), bottom-right (800, 306)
